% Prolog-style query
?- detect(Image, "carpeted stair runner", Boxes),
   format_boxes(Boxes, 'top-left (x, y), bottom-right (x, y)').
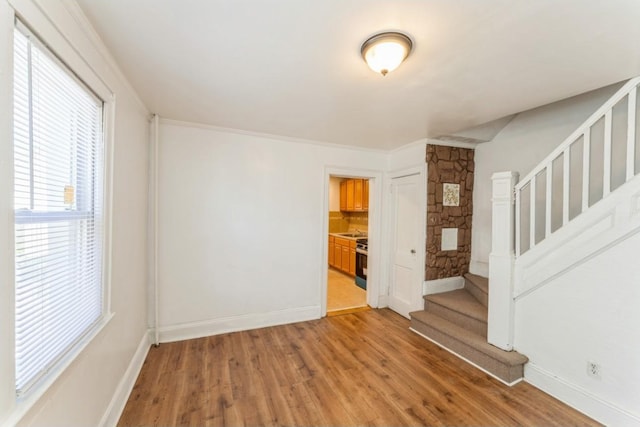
top-left (410, 273), bottom-right (528, 384)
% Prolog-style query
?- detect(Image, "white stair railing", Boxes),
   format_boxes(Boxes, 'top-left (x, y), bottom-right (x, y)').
top-left (514, 77), bottom-right (640, 256)
top-left (488, 76), bottom-right (640, 351)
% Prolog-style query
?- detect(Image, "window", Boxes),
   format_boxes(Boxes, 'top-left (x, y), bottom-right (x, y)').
top-left (13, 22), bottom-right (105, 396)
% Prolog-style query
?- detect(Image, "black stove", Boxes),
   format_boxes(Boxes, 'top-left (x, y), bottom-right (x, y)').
top-left (355, 239), bottom-right (368, 290)
top-left (356, 238), bottom-right (368, 254)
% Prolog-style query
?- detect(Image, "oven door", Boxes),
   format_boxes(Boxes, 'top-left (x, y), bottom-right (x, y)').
top-left (355, 249), bottom-right (367, 290)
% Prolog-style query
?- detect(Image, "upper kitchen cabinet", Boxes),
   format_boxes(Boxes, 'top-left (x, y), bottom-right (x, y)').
top-left (346, 179), bottom-right (355, 211)
top-left (340, 178), bottom-right (369, 212)
top-left (363, 180), bottom-right (369, 210)
top-left (354, 179), bottom-right (363, 210)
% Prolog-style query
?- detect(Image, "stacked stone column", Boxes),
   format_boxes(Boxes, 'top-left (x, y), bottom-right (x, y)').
top-left (426, 145), bottom-right (475, 280)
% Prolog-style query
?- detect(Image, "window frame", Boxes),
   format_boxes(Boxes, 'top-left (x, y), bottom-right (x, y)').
top-left (0, 5), bottom-right (115, 424)
top-left (14, 18), bottom-right (108, 401)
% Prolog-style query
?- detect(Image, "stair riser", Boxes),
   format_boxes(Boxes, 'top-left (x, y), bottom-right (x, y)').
top-left (464, 279), bottom-right (488, 308)
top-left (410, 318), bottom-right (524, 384)
top-left (425, 302), bottom-right (487, 338)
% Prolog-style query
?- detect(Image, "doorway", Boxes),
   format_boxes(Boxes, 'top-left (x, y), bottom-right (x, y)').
top-left (388, 172), bottom-right (424, 318)
top-left (326, 175), bottom-right (369, 316)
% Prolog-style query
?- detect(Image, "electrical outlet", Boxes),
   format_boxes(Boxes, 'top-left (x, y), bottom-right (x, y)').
top-left (587, 361), bottom-right (601, 378)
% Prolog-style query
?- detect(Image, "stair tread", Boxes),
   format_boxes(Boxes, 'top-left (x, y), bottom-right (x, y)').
top-left (464, 273), bottom-right (488, 294)
top-left (410, 310), bottom-right (528, 366)
top-left (426, 289), bottom-right (487, 322)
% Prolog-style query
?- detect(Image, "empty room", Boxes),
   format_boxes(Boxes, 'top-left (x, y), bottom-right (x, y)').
top-left (1, 1), bottom-right (639, 426)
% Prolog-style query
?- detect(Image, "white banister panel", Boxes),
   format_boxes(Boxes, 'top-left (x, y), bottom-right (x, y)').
top-left (545, 164), bottom-right (552, 238)
top-left (603, 109), bottom-right (612, 197)
top-left (519, 183), bottom-right (531, 255)
top-left (582, 131), bottom-right (591, 212)
top-left (627, 87), bottom-right (637, 182)
top-left (530, 176), bottom-right (536, 248)
top-left (610, 97), bottom-right (630, 193)
top-left (568, 137), bottom-right (585, 222)
top-left (562, 148), bottom-right (570, 226)
top-left (550, 155), bottom-right (563, 234)
top-left (512, 76), bottom-right (640, 258)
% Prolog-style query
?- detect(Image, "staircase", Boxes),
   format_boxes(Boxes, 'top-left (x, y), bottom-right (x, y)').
top-left (409, 273), bottom-right (528, 385)
top-left (410, 76), bottom-right (640, 391)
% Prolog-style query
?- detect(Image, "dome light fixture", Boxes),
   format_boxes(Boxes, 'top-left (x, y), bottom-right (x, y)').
top-left (361, 31), bottom-right (413, 76)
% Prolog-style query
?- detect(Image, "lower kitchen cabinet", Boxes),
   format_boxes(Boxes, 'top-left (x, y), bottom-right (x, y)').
top-left (349, 241), bottom-right (356, 276)
top-left (328, 235), bottom-right (334, 266)
top-left (329, 235), bottom-right (356, 277)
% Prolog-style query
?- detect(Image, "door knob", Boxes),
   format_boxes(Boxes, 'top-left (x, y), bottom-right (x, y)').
top-left (410, 249), bottom-right (416, 254)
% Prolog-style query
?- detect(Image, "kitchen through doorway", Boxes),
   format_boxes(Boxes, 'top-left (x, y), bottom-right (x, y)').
top-left (326, 176), bottom-right (369, 316)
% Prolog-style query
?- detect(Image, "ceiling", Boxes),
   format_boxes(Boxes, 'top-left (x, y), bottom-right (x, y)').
top-left (76, 0), bottom-right (640, 150)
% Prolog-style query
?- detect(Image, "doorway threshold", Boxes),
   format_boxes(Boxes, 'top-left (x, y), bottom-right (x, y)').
top-left (327, 306), bottom-right (371, 317)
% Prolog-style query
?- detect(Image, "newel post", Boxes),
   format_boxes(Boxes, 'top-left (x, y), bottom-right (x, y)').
top-left (488, 171), bottom-right (519, 351)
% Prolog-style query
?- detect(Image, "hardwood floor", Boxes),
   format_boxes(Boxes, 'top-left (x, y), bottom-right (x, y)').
top-left (118, 309), bottom-right (600, 426)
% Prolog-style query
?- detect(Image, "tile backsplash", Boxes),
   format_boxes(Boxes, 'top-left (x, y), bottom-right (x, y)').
top-left (329, 211), bottom-right (368, 233)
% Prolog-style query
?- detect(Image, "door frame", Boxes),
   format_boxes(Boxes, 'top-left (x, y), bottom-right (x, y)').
top-left (384, 164), bottom-right (427, 314)
top-left (321, 167), bottom-right (383, 317)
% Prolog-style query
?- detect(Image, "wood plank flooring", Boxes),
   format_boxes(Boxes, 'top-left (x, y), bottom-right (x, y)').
top-left (118, 309), bottom-right (600, 426)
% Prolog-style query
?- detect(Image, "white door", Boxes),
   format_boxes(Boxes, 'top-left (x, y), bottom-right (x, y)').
top-left (389, 173), bottom-right (423, 318)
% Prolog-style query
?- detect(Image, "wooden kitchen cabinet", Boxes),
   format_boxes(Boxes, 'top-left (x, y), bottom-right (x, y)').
top-left (354, 179), bottom-right (363, 211)
top-left (328, 235), bottom-right (334, 267)
top-left (363, 179), bottom-right (369, 210)
top-left (341, 246), bottom-right (350, 274)
top-left (339, 181), bottom-right (347, 211)
top-left (346, 179), bottom-right (355, 211)
top-left (335, 237), bottom-right (350, 272)
top-left (331, 236), bottom-right (355, 277)
top-left (349, 240), bottom-right (356, 276)
top-left (339, 178), bottom-right (369, 212)
top-left (333, 240), bottom-right (342, 270)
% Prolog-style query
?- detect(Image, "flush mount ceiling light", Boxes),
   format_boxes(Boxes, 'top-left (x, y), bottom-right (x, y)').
top-left (361, 31), bottom-right (413, 76)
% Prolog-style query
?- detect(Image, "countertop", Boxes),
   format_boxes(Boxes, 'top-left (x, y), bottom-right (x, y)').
top-left (329, 232), bottom-right (367, 241)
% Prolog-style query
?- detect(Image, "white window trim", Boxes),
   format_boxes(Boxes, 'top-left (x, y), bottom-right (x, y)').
top-left (6, 314), bottom-right (115, 427)
top-left (0, 2), bottom-right (116, 425)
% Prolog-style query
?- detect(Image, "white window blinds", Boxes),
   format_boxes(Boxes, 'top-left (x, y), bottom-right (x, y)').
top-left (13, 23), bottom-right (105, 396)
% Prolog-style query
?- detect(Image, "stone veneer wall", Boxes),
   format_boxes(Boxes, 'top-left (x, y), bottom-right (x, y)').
top-left (426, 145), bottom-right (475, 280)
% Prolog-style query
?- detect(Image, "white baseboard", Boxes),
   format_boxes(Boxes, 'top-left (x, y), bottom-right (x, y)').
top-left (423, 276), bottom-right (464, 295)
top-left (377, 294), bottom-right (389, 308)
top-left (469, 260), bottom-right (489, 277)
top-left (99, 332), bottom-right (151, 427)
top-left (525, 363), bottom-right (640, 427)
top-left (158, 305), bottom-right (321, 343)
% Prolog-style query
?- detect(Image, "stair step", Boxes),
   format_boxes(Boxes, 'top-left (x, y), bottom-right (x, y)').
top-left (464, 273), bottom-right (488, 307)
top-left (409, 310), bottom-right (528, 384)
top-left (425, 289), bottom-right (487, 337)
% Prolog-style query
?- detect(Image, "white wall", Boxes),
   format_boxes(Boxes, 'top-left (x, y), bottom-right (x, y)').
top-left (387, 139), bottom-right (427, 172)
top-left (471, 83), bottom-right (622, 274)
top-left (156, 121), bottom-right (387, 340)
top-left (0, 1), bottom-right (149, 426)
top-left (329, 176), bottom-right (342, 211)
top-left (516, 232), bottom-right (640, 426)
